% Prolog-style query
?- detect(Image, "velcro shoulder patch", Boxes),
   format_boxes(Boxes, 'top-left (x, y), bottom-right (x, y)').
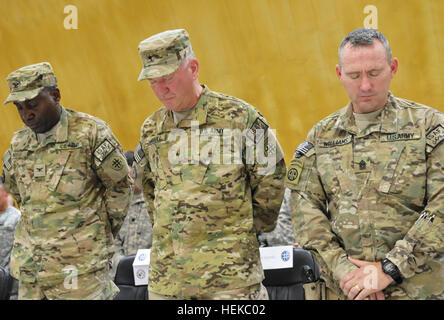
top-left (246, 117), bottom-right (269, 143)
top-left (426, 124), bottom-right (444, 150)
top-left (293, 141), bottom-right (315, 158)
top-left (3, 150), bottom-right (12, 171)
top-left (94, 139), bottom-right (115, 163)
top-left (286, 158), bottom-right (303, 185)
top-left (110, 157), bottom-right (124, 171)
top-left (134, 142), bottom-right (146, 164)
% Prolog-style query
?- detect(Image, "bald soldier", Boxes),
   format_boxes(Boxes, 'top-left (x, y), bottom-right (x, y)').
top-left (1, 62), bottom-right (133, 299)
top-left (287, 28), bottom-right (444, 300)
top-left (133, 29), bottom-right (286, 300)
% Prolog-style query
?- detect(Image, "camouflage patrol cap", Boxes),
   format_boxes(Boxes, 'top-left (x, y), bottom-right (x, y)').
top-left (4, 62), bottom-right (57, 105)
top-left (137, 29), bottom-right (192, 81)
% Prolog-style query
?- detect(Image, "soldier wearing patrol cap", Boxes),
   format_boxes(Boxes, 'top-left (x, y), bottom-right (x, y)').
top-left (287, 28), bottom-right (444, 300)
top-left (133, 29), bottom-right (286, 300)
top-left (1, 62), bottom-right (133, 299)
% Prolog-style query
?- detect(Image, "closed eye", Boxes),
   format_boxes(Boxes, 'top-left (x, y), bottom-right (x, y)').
top-left (368, 70), bottom-right (382, 77)
top-left (346, 72), bottom-right (361, 80)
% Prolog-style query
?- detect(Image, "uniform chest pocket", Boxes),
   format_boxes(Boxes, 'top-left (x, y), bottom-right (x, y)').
top-left (199, 134), bottom-right (246, 202)
top-left (378, 139), bottom-right (426, 207)
top-left (50, 147), bottom-right (89, 198)
top-left (316, 145), bottom-right (351, 199)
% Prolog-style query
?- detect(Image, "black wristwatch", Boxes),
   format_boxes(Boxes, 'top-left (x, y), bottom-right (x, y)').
top-left (381, 258), bottom-right (403, 284)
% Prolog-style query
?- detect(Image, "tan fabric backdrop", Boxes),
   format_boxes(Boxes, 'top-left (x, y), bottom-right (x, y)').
top-left (1, 0), bottom-right (443, 164)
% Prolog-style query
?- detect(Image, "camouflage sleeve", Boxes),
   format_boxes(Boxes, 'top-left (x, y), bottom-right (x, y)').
top-left (111, 215), bottom-right (128, 275)
top-left (287, 126), bottom-right (357, 284)
top-left (245, 108), bottom-right (286, 233)
top-left (92, 124), bottom-right (133, 237)
top-left (113, 217), bottom-right (127, 257)
top-left (386, 111), bottom-right (444, 278)
top-left (258, 188), bottom-right (297, 246)
top-left (2, 148), bottom-right (21, 204)
top-left (133, 141), bottom-right (155, 225)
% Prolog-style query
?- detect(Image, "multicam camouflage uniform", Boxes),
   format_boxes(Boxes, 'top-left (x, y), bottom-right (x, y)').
top-left (134, 29), bottom-right (286, 299)
top-left (2, 62), bottom-right (133, 299)
top-left (287, 93), bottom-right (444, 299)
top-left (114, 192), bottom-right (153, 256)
top-left (134, 87), bottom-right (286, 298)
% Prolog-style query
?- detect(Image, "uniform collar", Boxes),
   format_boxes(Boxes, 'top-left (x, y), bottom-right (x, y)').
top-left (380, 93), bottom-right (399, 134)
top-left (337, 92), bottom-right (398, 136)
top-left (37, 106), bottom-right (69, 147)
top-left (17, 106), bottom-right (68, 150)
top-left (158, 85), bottom-right (209, 132)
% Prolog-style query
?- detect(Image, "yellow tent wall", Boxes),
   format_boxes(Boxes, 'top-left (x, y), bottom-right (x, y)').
top-left (1, 0), bottom-right (442, 164)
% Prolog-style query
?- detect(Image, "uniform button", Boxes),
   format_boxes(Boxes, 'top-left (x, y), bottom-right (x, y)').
top-left (359, 160), bottom-right (366, 170)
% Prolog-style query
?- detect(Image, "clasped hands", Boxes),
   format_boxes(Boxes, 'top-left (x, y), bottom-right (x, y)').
top-left (340, 257), bottom-right (394, 300)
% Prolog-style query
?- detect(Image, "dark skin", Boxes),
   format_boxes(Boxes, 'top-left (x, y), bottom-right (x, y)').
top-left (14, 87), bottom-right (62, 134)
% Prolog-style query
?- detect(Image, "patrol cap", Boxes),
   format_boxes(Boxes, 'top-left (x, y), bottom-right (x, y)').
top-left (137, 29), bottom-right (192, 81)
top-left (4, 62), bottom-right (57, 105)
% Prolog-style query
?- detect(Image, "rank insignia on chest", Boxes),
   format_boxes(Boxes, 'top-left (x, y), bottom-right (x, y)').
top-left (34, 163), bottom-right (46, 178)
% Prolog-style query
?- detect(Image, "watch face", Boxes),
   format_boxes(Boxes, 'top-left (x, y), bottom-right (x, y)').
top-left (385, 264), bottom-right (395, 273)
top-left (382, 259), bottom-right (402, 284)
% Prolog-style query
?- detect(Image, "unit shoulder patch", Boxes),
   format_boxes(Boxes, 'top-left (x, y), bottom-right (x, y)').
top-left (111, 157), bottom-right (124, 171)
top-left (94, 139), bottom-right (115, 163)
top-left (426, 124), bottom-right (444, 149)
top-left (285, 158), bottom-right (303, 186)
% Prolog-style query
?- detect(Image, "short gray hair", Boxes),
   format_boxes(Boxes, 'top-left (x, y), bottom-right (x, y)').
top-left (182, 46), bottom-right (196, 66)
top-left (338, 28), bottom-right (392, 68)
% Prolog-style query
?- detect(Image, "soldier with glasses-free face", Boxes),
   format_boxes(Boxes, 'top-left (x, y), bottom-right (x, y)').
top-left (287, 28), bottom-right (444, 300)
